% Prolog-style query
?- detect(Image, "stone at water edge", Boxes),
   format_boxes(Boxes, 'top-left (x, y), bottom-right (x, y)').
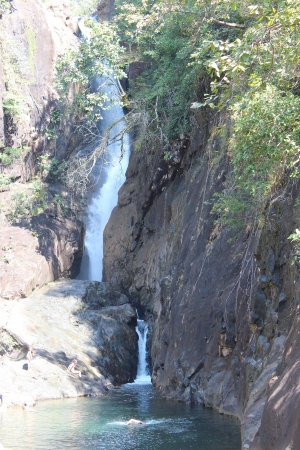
top-left (0, 279), bottom-right (138, 407)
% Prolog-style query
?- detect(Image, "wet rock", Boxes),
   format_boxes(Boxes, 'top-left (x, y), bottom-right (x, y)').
top-left (256, 336), bottom-right (270, 359)
top-left (253, 287), bottom-right (267, 320)
top-left (265, 246), bottom-right (276, 274)
top-left (271, 271), bottom-right (281, 288)
top-left (278, 292), bottom-right (287, 303)
top-left (0, 280), bottom-right (138, 407)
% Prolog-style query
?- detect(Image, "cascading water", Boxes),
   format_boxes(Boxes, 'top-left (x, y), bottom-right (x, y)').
top-left (77, 20), bottom-right (130, 282)
top-left (76, 17), bottom-right (151, 382)
top-left (78, 106), bottom-right (129, 281)
top-left (135, 316), bottom-right (151, 384)
top-left (76, 18), bottom-right (151, 384)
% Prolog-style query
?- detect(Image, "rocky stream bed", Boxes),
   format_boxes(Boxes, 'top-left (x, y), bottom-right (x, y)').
top-left (0, 280), bottom-right (138, 408)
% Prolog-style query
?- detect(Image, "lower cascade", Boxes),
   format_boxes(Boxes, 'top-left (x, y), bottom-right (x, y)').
top-left (134, 317), bottom-right (151, 385)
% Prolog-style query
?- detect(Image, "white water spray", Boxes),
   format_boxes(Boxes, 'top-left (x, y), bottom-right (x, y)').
top-left (77, 22), bottom-right (129, 282)
top-left (135, 317), bottom-right (151, 385)
top-left (78, 109), bottom-right (129, 281)
top-left (76, 19), bottom-right (151, 384)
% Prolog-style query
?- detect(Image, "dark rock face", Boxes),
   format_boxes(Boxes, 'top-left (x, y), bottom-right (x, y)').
top-left (103, 108), bottom-right (300, 447)
top-left (97, 0), bottom-right (115, 21)
top-left (80, 282), bottom-right (138, 384)
top-left (32, 212), bottom-right (85, 279)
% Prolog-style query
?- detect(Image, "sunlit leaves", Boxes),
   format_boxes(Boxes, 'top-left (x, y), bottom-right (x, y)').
top-left (231, 85), bottom-right (300, 197)
top-left (0, 0), bottom-right (13, 17)
top-left (56, 20), bottom-right (126, 120)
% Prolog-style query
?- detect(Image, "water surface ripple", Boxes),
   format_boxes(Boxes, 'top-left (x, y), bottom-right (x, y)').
top-left (0, 384), bottom-right (241, 450)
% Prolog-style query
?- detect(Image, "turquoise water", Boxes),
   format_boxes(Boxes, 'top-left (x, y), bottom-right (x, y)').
top-left (0, 384), bottom-right (241, 450)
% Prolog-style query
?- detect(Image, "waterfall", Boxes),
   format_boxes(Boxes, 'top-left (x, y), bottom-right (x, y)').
top-left (78, 107), bottom-right (129, 281)
top-left (77, 20), bottom-right (130, 282)
top-left (76, 19), bottom-right (152, 385)
top-left (135, 317), bottom-right (151, 384)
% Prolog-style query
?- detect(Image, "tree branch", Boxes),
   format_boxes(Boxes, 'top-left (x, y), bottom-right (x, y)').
top-left (153, 8), bottom-right (246, 30)
top-left (210, 18), bottom-right (246, 29)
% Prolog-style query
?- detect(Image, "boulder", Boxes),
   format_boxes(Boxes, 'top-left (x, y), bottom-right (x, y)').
top-left (0, 212), bottom-right (85, 300)
top-left (0, 279), bottom-right (138, 407)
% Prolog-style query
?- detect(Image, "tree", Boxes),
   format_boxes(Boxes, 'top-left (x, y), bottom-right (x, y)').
top-left (56, 19), bottom-right (126, 122)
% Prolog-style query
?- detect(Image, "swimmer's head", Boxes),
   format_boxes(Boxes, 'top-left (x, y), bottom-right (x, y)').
top-left (72, 359), bottom-right (77, 364)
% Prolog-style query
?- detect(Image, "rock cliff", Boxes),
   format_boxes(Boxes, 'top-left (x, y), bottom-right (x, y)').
top-left (103, 108), bottom-right (300, 448)
top-left (0, 0), bottom-right (85, 299)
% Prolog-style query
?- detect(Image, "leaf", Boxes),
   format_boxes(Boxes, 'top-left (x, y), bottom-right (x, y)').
top-left (190, 102), bottom-right (204, 109)
top-left (209, 61), bottom-right (220, 77)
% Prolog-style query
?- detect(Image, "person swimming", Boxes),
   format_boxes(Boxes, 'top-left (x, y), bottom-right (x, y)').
top-left (22, 402), bottom-right (34, 410)
top-left (127, 419), bottom-right (144, 425)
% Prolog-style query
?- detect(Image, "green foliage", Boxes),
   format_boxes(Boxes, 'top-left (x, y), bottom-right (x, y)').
top-left (6, 182), bottom-right (48, 223)
top-left (0, 329), bottom-right (21, 356)
top-left (288, 229), bottom-right (300, 242)
top-left (45, 109), bottom-right (63, 140)
top-left (129, 12), bottom-right (210, 140)
top-left (37, 153), bottom-right (50, 173)
top-left (45, 128), bottom-right (58, 140)
top-left (187, 0), bottom-right (300, 117)
top-left (56, 20), bottom-right (126, 121)
top-left (115, 0), bottom-right (245, 144)
top-left (54, 194), bottom-right (67, 216)
top-left (57, 0), bottom-right (300, 232)
top-left (0, 0), bottom-right (13, 17)
top-left (0, 25), bottom-right (29, 121)
top-left (37, 152), bottom-right (66, 181)
top-left (0, 146), bottom-right (24, 166)
top-left (185, 0), bottom-right (300, 229)
top-left (6, 192), bottom-right (33, 222)
top-left (0, 174), bottom-right (11, 190)
top-left (50, 109), bottom-right (63, 124)
top-left (69, 0), bottom-right (98, 16)
top-left (32, 180), bottom-right (48, 214)
top-left (48, 158), bottom-right (66, 181)
top-left (211, 190), bottom-right (251, 230)
top-left (2, 93), bottom-right (25, 117)
top-left (289, 232), bottom-right (300, 265)
top-left (211, 85), bottom-right (300, 229)
top-left (231, 85), bottom-right (300, 198)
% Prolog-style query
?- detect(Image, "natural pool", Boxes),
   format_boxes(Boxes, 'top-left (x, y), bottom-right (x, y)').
top-left (0, 383), bottom-right (241, 450)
